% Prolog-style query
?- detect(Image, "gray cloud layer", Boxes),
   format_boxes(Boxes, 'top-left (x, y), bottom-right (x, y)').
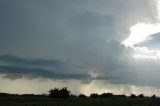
top-left (0, 55), bottom-right (91, 80)
top-left (0, 0), bottom-right (160, 89)
top-left (0, 55), bottom-right (63, 68)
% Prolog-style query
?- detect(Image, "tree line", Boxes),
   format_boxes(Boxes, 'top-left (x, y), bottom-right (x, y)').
top-left (0, 87), bottom-right (156, 99)
top-left (48, 87), bottom-right (156, 99)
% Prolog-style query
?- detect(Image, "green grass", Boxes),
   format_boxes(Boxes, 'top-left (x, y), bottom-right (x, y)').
top-left (0, 97), bottom-right (151, 106)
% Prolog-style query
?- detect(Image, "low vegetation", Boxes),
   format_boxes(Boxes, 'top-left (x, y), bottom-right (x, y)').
top-left (0, 87), bottom-right (157, 106)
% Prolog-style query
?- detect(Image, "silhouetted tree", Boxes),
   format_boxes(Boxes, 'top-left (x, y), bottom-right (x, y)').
top-left (59, 87), bottom-right (70, 98)
top-left (0, 93), bottom-right (9, 96)
top-left (0, 93), bottom-right (18, 97)
top-left (151, 94), bottom-right (156, 98)
top-left (138, 94), bottom-right (144, 98)
top-left (49, 87), bottom-right (70, 98)
top-left (90, 93), bottom-right (99, 98)
top-left (79, 94), bottom-right (87, 98)
top-left (115, 95), bottom-right (127, 98)
top-left (49, 88), bottom-right (59, 98)
top-left (100, 93), bottom-right (113, 98)
top-left (130, 94), bottom-right (136, 98)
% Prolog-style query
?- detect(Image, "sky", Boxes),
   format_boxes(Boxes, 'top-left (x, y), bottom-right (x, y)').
top-left (1, 0), bottom-right (160, 96)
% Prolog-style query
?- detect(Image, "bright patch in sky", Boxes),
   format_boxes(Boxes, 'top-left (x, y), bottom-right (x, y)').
top-left (133, 47), bottom-right (160, 59)
top-left (123, 23), bottom-right (160, 59)
top-left (122, 0), bottom-right (160, 59)
top-left (123, 23), bottom-right (160, 46)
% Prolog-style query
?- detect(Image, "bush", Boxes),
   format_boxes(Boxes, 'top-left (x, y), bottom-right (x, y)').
top-left (49, 88), bottom-right (59, 98)
top-left (49, 87), bottom-right (70, 98)
top-left (130, 94), bottom-right (136, 98)
top-left (60, 87), bottom-right (70, 98)
top-left (79, 94), bottom-right (87, 98)
top-left (115, 95), bottom-right (127, 98)
top-left (151, 94), bottom-right (156, 98)
top-left (138, 94), bottom-right (144, 98)
top-left (100, 93), bottom-right (113, 98)
top-left (90, 93), bottom-right (99, 98)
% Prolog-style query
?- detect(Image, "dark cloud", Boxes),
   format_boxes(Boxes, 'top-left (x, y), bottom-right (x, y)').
top-left (0, 64), bottom-right (91, 80)
top-left (0, 0), bottom-right (156, 58)
top-left (0, 54), bottom-right (91, 80)
top-left (0, 0), bottom-right (160, 91)
top-left (0, 54), bottom-right (64, 68)
top-left (1, 52), bottom-right (160, 88)
top-left (0, 52), bottom-right (133, 84)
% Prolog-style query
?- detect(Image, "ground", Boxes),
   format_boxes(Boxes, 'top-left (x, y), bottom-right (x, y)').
top-left (149, 99), bottom-right (160, 106)
top-left (0, 96), bottom-right (154, 106)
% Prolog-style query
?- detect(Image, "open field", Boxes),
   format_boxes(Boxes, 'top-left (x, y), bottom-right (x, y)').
top-left (0, 96), bottom-right (153, 106)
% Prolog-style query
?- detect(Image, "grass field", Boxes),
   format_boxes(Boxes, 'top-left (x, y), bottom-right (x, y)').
top-left (0, 96), bottom-right (152, 106)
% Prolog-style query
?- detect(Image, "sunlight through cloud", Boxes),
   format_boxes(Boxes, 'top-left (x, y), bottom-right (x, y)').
top-left (123, 0), bottom-right (160, 47)
top-left (122, 0), bottom-right (160, 60)
top-left (123, 23), bottom-right (160, 47)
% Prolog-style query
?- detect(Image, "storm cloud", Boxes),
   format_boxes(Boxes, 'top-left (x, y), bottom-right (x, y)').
top-left (0, 54), bottom-right (91, 80)
top-left (1, 0), bottom-right (160, 95)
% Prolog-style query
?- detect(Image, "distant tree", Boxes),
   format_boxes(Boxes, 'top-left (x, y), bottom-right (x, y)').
top-left (49, 87), bottom-right (70, 98)
top-left (49, 88), bottom-right (59, 98)
top-left (0, 93), bottom-right (9, 97)
top-left (0, 93), bottom-right (18, 97)
top-left (138, 94), bottom-right (144, 98)
top-left (115, 95), bottom-right (127, 98)
top-left (130, 94), bottom-right (136, 98)
top-left (151, 94), bottom-right (156, 98)
top-left (90, 93), bottom-right (99, 98)
top-left (100, 93), bottom-right (113, 98)
top-left (59, 87), bottom-right (70, 98)
top-left (79, 94), bottom-right (87, 98)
